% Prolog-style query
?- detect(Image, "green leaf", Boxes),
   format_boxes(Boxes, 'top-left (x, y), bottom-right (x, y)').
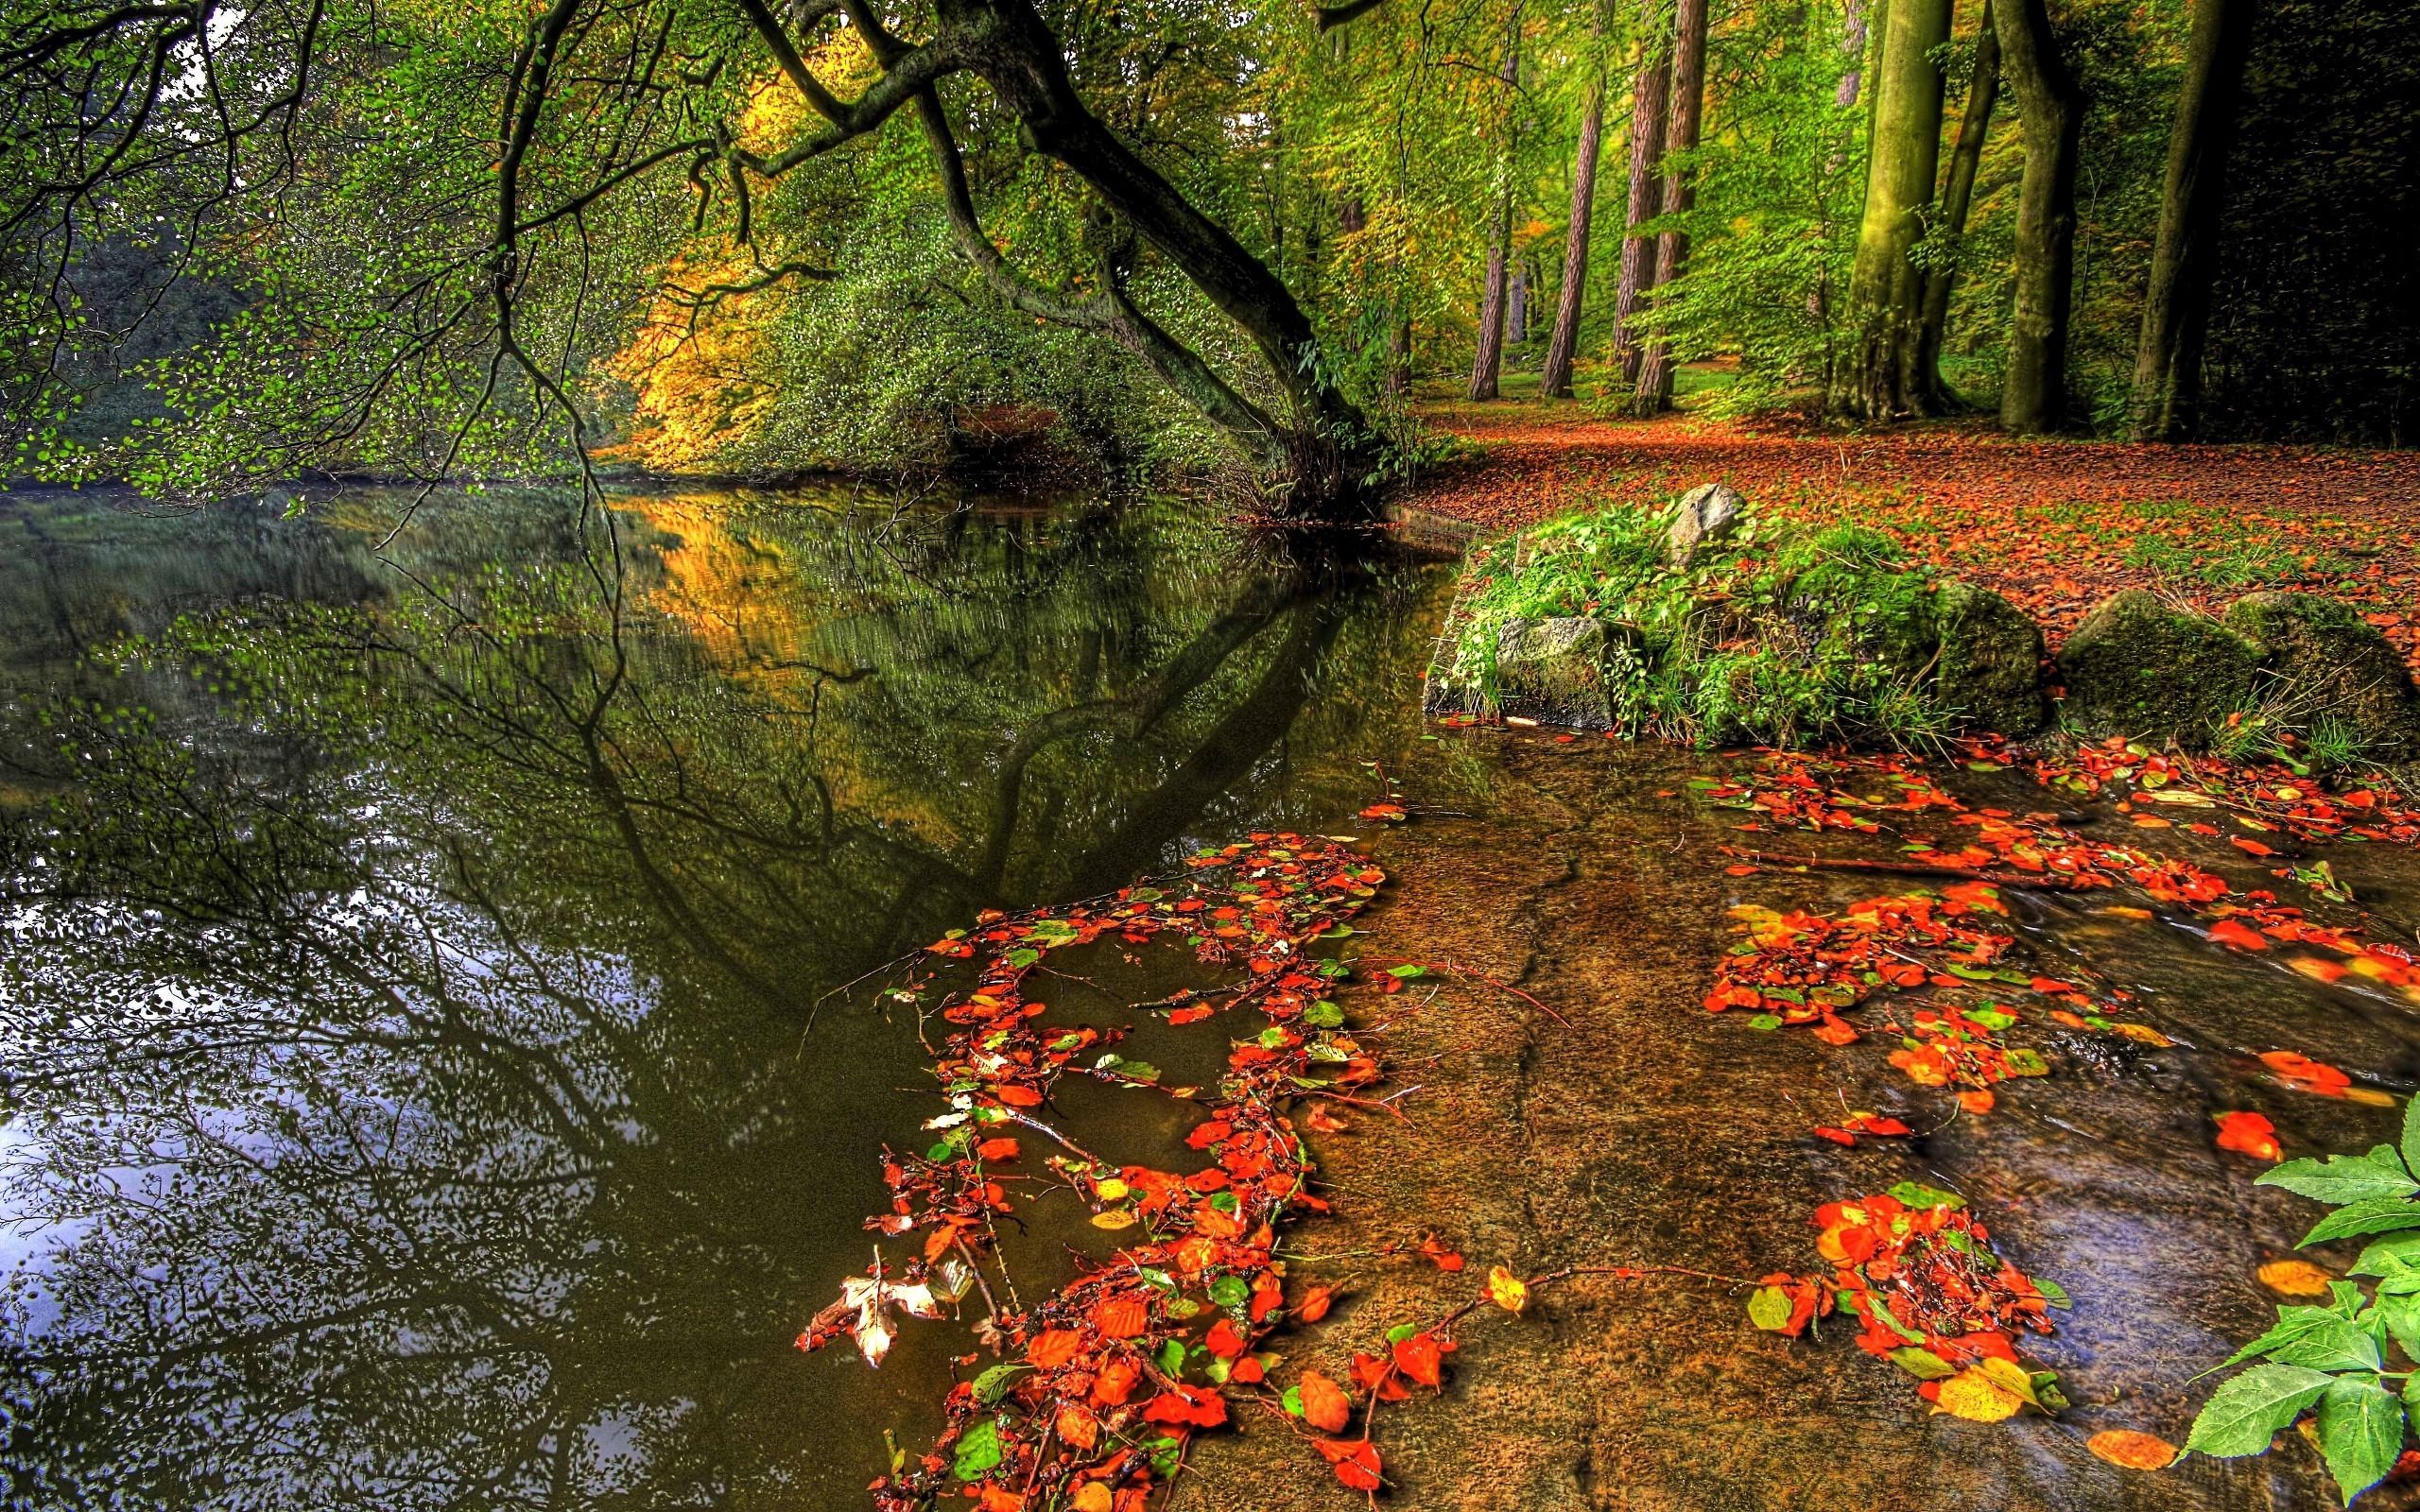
top-left (1304, 1000), bottom-right (1345, 1028)
top-left (2220, 1307), bottom-right (2383, 1373)
top-left (2352, 1233), bottom-right (2420, 1278)
top-left (2377, 1294), bottom-right (2420, 1360)
top-left (1746, 1285), bottom-right (1795, 1332)
top-left (1385, 964), bottom-right (1426, 979)
top-left (2401, 1094), bottom-right (2420, 1180)
top-left (1887, 1346), bottom-right (1957, 1380)
top-left (2186, 1364), bottom-right (2337, 1456)
top-left (1885, 1180), bottom-right (1965, 1211)
top-left (952, 1417), bottom-right (1004, 1481)
top-left (2317, 1376), bottom-right (2406, 1503)
top-left (2303, 1196), bottom-right (2420, 1247)
top-left (1745, 1013), bottom-right (1784, 1031)
top-left (2034, 1276), bottom-right (2072, 1310)
top-left (2259, 1146), bottom-right (2418, 1205)
top-left (971, 1363), bottom-right (1027, 1406)
top-left (1207, 1275), bottom-right (1250, 1310)
top-left (1281, 1384), bottom-right (1304, 1417)
top-left (1157, 1338), bottom-right (1186, 1376)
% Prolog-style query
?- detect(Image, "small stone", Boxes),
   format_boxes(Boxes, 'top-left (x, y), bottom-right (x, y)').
top-left (1932, 580), bottom-right (2047, 734)
top-left (1667, 484), bottom-right (1746, 565)
top-left (2222, 592), bottom-right (2420, 759)
top-left (1493, 616), bottom-right (1630, 730)
top-left (2055, 590), bottom-right (2261, 745)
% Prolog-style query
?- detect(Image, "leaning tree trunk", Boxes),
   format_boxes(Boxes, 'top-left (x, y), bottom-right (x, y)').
top-left (2131, 0), bottom-right (2256, 441)
top-left (1993, 0), bottom-right (2083, 434)
top-left (1631, 0), bottom-right (1708, 415)
top-left (1542, 6), bottom-right (1614, 400)
top-left (1612, 31), bottom-right (1672, 385)
top-left (1914, 0), bottom-right (2000, 407)
top-left (1467, 9), bottom-right (1524, 402)
top-left (1831, 0), bottom-right (1952, 420)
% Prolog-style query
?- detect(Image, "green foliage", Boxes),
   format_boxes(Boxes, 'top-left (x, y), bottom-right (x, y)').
top-left (2187, 1098), bottom-right (2420, 1502)
top-left (1438, 495), bottom-right (1958, 747)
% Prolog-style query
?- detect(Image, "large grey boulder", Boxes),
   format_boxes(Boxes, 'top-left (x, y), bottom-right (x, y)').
top-left (2055, 590), bottom-right (2262, 743)
top-left (2222, 592), bottom-right (2420, 759)
top-left (1667, 484), bottom-right (1746, 566)
top-left (1492, 616), bottom-right (1632, 730)
top-left (1932, 579), bottom-right (2048, 734)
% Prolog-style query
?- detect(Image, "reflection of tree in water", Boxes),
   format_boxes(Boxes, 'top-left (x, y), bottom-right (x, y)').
top-left (0, 491), bottom-right (1440, 1508)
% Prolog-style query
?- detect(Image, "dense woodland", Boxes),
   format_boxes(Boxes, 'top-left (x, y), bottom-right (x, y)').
top-left (1, 0), bottom-right (2413, 517)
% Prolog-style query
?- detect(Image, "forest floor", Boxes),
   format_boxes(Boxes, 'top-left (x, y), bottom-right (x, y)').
top-left (1408, 400), bottom-right (2420, 674)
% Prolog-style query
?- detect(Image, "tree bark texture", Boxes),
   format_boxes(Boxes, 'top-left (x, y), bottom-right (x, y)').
top-left (2130, 0), bottom-right (2256, 441)
top-left (1467, 9), bottom-right (1523, 402)
top-left (1631, 0), bottom-right (1709, 414)
top-left (1915, 0), bottom-right (2000, 406)
top-left (1992, 0), bottom-right (2083, 434)
top-left (1613, 31), bottom-right (1671, 385)
top-left (1831, 0), bottom-right (1951, 420)
top-left (1541, 63), bottom-right (1608, 398)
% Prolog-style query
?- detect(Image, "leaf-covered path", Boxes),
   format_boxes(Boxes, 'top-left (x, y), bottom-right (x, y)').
top-left (1409, 405), bottom-right (2420, 674)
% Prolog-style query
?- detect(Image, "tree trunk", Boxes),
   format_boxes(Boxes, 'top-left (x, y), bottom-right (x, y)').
top-left (1467, 9), bottom-right (1523, 402)
top-left (1914, 0), bottom-right (2000, 406)
top-left (1993, 0), bottom-right (2083, 434)
top-left (1631, 0), bottom-right (1708, 415)
top-left (1830, 0), bottom-right (1952, 420)
top-left (1613, 33), bottom-right (1671, 386)
top-left (1541, 56), bottom-right (1608, 399)
top-left (2131, 0), bottom-right (2256, 441)
top-left (1837, 0), bottom-right (1868, 106)
top-left (1509, 264), bottom-right (1530, 343)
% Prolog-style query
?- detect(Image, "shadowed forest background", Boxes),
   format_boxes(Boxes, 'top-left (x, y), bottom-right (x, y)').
top-left (5, 0), bottom-right (2413, 523)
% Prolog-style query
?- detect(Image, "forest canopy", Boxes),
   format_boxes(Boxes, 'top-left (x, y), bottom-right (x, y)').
top-left (2, 0), bottom-right (2411, 515)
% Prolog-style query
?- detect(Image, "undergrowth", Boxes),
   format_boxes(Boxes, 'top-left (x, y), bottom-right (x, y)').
top-left (1437, 500), bottom-right (1957, 748)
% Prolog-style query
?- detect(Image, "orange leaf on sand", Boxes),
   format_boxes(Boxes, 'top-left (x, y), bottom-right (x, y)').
top-left (1298, 1369), bottom-right (1352, 1433)
top-left (2215, 1110), bottom-right (2284, 1161)
top-left (1418, 1235), bottom-right (1465, 1272)
top-left (1392, 1332), bottom-right (1448, 1388)
top-left (2087, 1430), bottom-right (2178, 1470)
top-left (2256, 1259), bottom-right (2335, 1297)
top-left (1296, 1284), bottom-right (1335, 1322)
top-left (1314, 1439), bottom-right (1383, 1492)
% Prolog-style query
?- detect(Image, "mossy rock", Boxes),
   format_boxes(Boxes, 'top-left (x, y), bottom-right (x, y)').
top-left (2055, 590), bottom-right (2261, 744)
top-left (1490, 616), bottom-right (1631, 730)
top-left (2221, 592), bottom-right (2420, 759)
top-left (1933, 580), bottom-right (2047, 735)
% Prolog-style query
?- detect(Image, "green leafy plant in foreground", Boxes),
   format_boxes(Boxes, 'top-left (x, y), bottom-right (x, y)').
top-left (2187, 1097), bottom-right (2420, 1501)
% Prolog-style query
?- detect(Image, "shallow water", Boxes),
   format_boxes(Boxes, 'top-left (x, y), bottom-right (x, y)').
top-left (5, 483), bottom-right (2420, 1512)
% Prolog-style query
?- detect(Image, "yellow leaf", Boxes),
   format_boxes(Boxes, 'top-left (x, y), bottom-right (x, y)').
top-left (1072, 1483), bottom-right (1115, 1512)
top-left (1932, 1366), bottom-right (2024, 1422)
top-left (2086, 1429), bottom-right (2177, 1470)
top-left (2257, 1259), bottom-right (2335, 1297)
top-left (1090, 1209), bottom-right (1136, 1230)
top-left (1485, 1264), bottom-right (1529, 1314)
top-left (1095, 1177), bottom-right (1130, 1200)
top-left (2345, 1088), bottom-right (2396, 1108)
top-left (2108, 1022), bottom-right (2173, 1047)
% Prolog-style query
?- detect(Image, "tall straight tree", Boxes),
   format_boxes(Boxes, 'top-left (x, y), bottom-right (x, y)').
top-left (1915, 0), bottom-right (2001, 404)
top-left (1831, 0), bottom-right (1952, 419)
top-left (1631, 0), bottom-right (1708, 414)
top-left (1993, 0), bottom-right (2083, 432)
top-left (2131, 0), bottom-right (2257, 440)
top-left (1467, 5), bottom-right (1526, 402)
top-left (1612, 22), bottom-right (1673, 385)
top-left (1542, 0), bottom-right (1619, 399)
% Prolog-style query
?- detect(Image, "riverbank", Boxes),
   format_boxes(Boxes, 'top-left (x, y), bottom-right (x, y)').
top-left (1408, 404), bottom-right (2420, 677)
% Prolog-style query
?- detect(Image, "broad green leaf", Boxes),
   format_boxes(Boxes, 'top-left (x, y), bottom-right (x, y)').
top-left (2220, 1307), bottom-right (2382, 1373)
top-left (1207, 1275), bottom-right (1250, 1310)
top-left (2350, 1233), bottom-right (2420, 1278)
top-left (2401, 1093), bottom-right (2420, 1179)
top-left (2186, 1364), bottom-right (2336, 1456)
top-left (1385, 964), bottom-right (1425, 979)
top-left (1885, 1181), bottom-right (1965, 1211)
top-left (2317, 1376), bottom-right (2405, 1503)
top-left (2302, 1196), bottom-right (2420, 1247)
top-left (952, 1417), bottom-right (1004, 1481)
top-left (971, 1363), bottom-right (1026, 1406)
top-left (1887, 1346), bottom-right (1956, 1379)
top-left (1746, 1285), bottom-right (1795, 1332)
top-left (2259, 1146), bottom-right (2418, 1205)
top-left (2377, 1294), bottom-right (2420, 1360)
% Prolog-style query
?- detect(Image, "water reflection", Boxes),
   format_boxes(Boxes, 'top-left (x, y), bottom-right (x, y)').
top-left (0, 485), bottom-right (1445, 1508)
